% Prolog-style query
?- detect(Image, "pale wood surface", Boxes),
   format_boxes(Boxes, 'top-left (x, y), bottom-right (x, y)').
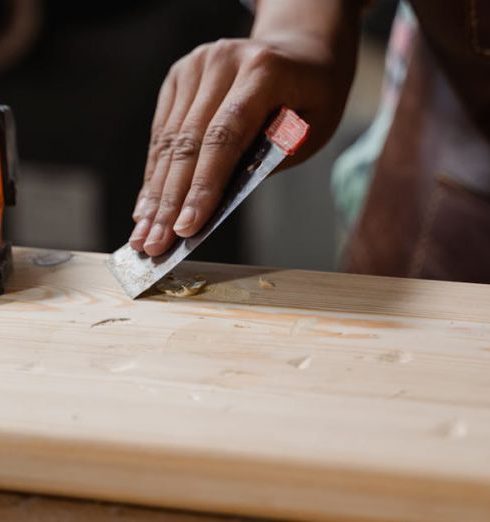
top-left (1, 247), bottom-right (490, 522)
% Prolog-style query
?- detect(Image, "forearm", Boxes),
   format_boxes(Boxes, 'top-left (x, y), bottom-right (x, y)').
top-left (252, 0), bottom-right (363, 53)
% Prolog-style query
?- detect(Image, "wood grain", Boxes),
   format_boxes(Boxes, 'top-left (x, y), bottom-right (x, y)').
top-left (1, 247), bottom-right (490, 522)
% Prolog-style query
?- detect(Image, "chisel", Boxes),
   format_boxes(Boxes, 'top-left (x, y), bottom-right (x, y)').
top-left (108, 107), bottom-right (310, 299)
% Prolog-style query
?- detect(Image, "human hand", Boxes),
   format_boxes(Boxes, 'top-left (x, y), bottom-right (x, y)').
top-left (130, 4), bottom-right (360, 256)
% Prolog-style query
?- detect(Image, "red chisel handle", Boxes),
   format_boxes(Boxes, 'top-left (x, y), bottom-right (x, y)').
top-left (265, 106), bottom-right (310, 156)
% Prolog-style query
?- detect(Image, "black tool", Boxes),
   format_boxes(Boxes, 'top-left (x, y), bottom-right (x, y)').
top-left (0, 106), bottom-right (18, 294)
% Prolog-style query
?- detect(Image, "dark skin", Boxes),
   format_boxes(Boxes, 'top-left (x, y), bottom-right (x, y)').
top-left (129, 0), bottom-right (362, 257)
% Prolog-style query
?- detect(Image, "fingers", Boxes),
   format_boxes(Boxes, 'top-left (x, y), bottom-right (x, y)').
top-left (142, 65), bottom-right (236, 256)
top-left (129, 58), bottom-right (202, 252)
top-left (132, 72), bottom-right (177, 223)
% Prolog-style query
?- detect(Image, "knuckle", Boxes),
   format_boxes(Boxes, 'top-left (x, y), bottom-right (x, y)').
top-left (181, 45), bottom-right (209, 70)
top-left (191, 43), bottom-right (209, 57)
top-left (189, 177), bottom-right (215, 200)
top-left (203, 124), bottom-right (242, 150)
top-left (245, 44), bottom-right (281, 71)
top-left (145, 191), bottom-right (161, 205)
top-left (150, 128), bottom-right (177, 160)
top-left (140, 194), bottom-right (160, 218)
top-left (138, 186), bottom-right (149, 199)
top-left (149, 128), bottom-right (203, 162)
top-left (210, 38), bottom-right (235, 57)
top-left (159, 193), bottom-right (182, 213)
top-left (221, 100), bottom-right (247, 120)
top-left (144, 156), bottom-right (157, 181)
top-left (169, 56), bottom-right (185, 75)
top-left (165, 62), bottom-right (180, 82)
top-left (172, 132), bottom-right (201, 161)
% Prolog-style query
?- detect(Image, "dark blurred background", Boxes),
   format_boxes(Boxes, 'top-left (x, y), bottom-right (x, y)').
top-left (1, 0), bottom-right (398, 270)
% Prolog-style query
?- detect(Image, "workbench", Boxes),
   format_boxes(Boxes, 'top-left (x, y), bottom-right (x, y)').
top-left (1, 247), bottom-right (490, 522)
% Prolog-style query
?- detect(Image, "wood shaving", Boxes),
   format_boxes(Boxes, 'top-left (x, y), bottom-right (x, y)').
top-left (157, 277), bottom-right (207, 298)
top-left (259, 276), bottom-right (275, 289)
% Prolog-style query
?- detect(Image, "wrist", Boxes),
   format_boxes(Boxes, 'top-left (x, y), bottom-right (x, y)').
top-left (252, 0), bottom-right (362, 37)
top-left (251, 0), bottom-right (361, 60)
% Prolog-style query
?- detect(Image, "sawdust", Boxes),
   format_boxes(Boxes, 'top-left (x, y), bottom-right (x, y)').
top-left (157, 276), bottom-right (207, 298)
top-left (258, 276), bottom-right (275, 289)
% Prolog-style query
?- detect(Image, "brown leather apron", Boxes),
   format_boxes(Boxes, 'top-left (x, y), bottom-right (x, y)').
top-left (343, 0), bottom-right (490, 283)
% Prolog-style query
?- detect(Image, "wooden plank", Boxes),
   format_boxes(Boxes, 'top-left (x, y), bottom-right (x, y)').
top-left (1, 247), bottom-right (490, 522)
top-left (0, 491), bottom-right (248, 522)
top-left (151, 255), bottom-right (490, 323)
top-left (0, 491), bottom-right (389, 522)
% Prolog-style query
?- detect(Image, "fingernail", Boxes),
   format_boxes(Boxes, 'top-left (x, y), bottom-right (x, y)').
top-left (129, 218), bottom-right (150, 242)
top-left (144, 223), bottom-right (166, 247)
top-left (174, 206), bottom-right (196, 232)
